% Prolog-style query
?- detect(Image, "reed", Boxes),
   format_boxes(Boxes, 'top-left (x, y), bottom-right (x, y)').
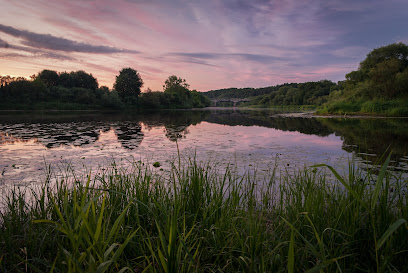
top-left (1, 155), bottom-right (407, 272)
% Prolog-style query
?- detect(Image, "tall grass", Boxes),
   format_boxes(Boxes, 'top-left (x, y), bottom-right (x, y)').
top-left (1, 155), bottom-right (407, 272)
top-left (317, 98), bottom-right (408, 116)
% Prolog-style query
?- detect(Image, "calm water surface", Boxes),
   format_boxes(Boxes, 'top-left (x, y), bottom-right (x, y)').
top-left (1, 109), bottom-right (408, 187)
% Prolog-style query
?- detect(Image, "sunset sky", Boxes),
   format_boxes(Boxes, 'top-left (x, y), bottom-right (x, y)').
top-left (1, 0), bottom-right (407, 91)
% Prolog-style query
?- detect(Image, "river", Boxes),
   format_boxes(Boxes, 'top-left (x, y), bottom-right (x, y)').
top-left (1, 108), bottom-right (407, 188)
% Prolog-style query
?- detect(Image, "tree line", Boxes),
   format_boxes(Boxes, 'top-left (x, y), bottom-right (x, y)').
top-left (202, 80), bottom-right (340, 107)
top-left (2, 42), bottom-right (406, 114)
top-left (319, 42), bottom-right (408, 115)
top-left (0, 68), bottom-right (210, 110)
top-left (203, 42), bottom-right (408, 115)
top-left (247, 80), bottom-right (338, 107)
top-left (203, 83), bottom-right (296, 99)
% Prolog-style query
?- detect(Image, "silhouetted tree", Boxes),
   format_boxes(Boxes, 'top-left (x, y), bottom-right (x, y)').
top-left (163, 75), bottom-right (190, 91)
top-left (58, 72), bottom-right (74, 88)
top-left (37, 69), bottom-right (59, 87)
top-left (114, 68), bottom-right (143, 102)
top-left (70, 70), bottom-right (98, 90)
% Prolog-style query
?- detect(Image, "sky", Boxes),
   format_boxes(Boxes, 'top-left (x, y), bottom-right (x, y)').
top-left (1, 0), bottom-right (408, 91)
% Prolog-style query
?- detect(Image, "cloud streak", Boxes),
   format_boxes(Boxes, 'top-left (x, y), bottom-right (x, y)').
top-left (0, 24), bottom-right (139, 54)
top-left (1, 0), bottom-right (408, 90)
top-left (168, 52), bottom-right (287, 65)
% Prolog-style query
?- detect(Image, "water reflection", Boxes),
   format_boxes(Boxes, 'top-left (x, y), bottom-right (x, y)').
top-left (205, 109), bottom-right (333, 136)
top-left (112, 123), bottom-right (144, 150)
top-left (0, 110), bottom-right (407, 164)
top-left (319, 118), bottom-right (408, 169)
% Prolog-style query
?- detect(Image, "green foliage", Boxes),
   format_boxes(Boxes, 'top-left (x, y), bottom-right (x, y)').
top-left (163, 75), bottom-right (190, 91)
top-left (204, 81), bottom-right (336, 108)
top-left (69, 70), bottom-right (99, 90)
top-left (36, 69), bottom-right (99, 90)
top-left (0, 80), bottom-right (48, 105)
top-left (153, 162), bottom-right (161, 167)
top-left (0, 156), bottom-right (407, 272)
top-left (247, 80), bottom-right (336, 107)
top-left (114, 68), bottom-right (143, 102)
top-left (359, 42), bottom-right (408, 74)
top-left (163, 75), bottom-right (191, 108)
top-left (203, 83), bottom-right (298, 99)
top-left (37, 69), bottom-right (59, 87)
top-left (0, 68), bottom-right (209, 110)
top-left (320, 43), bottom-right (408, 115)
top-left (136, 75), bottom-right (211, 109)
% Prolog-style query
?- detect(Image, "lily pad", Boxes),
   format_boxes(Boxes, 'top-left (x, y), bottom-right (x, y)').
top-left (153, 162), bottom-right (161, 168)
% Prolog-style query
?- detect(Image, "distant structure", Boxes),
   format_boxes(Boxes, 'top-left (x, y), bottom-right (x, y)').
top-left (210, 98), bottom-right (250, 107)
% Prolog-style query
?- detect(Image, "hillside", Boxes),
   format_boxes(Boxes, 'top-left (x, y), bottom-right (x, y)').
top-left (203, 43), bottom-right (408, 116)
top-left (318, 43), bottom-right (408, 116)
top-left (203, 80), bottom-right (339, 107)
top-left (202, 83), bottom-right (297, 99)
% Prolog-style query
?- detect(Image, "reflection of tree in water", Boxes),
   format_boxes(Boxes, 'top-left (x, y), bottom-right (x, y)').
top-left (205, 110), bottom-right (333, 136)
top-left (320, 118), bottom-right (408, 163)
top-left (2, 110), bottom-right (407, 164)
top-left (165, 126), bottom-right (189, 141)
top-left (0, 122), bottom-right (111, 148)
top-left (140, 110), bottom-right (210, 142)
top-left (0, 121), bottom-right (146, 150)
top-left (111, 122), bottom-right (144, 149)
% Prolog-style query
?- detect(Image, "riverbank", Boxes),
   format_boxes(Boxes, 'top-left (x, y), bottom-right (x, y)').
top-left (275, 111), bottom-right (408, 119)
top-left (1, 156), bottom-right (407, 272)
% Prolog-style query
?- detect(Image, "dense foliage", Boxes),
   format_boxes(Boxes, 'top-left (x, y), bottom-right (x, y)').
top-left (114, 68), bottom-right (143, 103)
top-left (138, 76), bottom-right (211, 109)
top-left (203, 81), bottom-right (338, 107)
top-left (1, 156), bottom-right (407, 272)
top-left (0, 69), bottom-right (210, 110)
top-left (0, 70), bottom-right (122, 110)
top-left (203, 83), bottom-right (296, 99)
top-left (203, 43), bottom-right (408, 115)
top-left (248, 80), bottom-right (337, 107)
top-left (319, 43), bottom-right (408, 115)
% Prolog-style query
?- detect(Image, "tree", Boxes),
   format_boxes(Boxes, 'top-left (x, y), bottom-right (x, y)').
top-left (368, 58), bottom-right (402, 97)
top-left (37, 69), bottom-right (59, 87)
top-left (163, 75), bottom-right (190, 92)
top-left (359, 42), bottom-right (408, 73)
top-left (114, 68), bottom-right (143, 100)
top-left (70, 70), bottom-right (98, 90)
top-left (342, 43), bottom-right (408, 98)
top-left (58, 72), bottom-right (74, 88)
top-left (163, 75), bottom-right (191, 107)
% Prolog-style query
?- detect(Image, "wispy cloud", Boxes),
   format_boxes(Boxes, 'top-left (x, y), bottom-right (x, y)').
top-left (0, 51), bottom-right (74, 61)
top-left (0, 24), bottom-right (139, 54)
top-left (0, 38), bottom-right (10, 48)
top-left (168, 52), bottom-right (287, 65)
top-left (1, 0), bottom-right (408, 90)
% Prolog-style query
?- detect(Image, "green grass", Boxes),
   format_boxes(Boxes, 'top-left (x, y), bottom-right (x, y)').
top-left (1, 156), bottom-right (407, 272)
top-left (317, 98), bottom-right (408, 117)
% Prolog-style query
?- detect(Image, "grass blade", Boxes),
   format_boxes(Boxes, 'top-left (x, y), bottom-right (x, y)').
top-left (312, 164), bottom-right (365, 207)
top-left (371, 153), bottom-right (391, 210)
top-left (288, 229), bottom-right (295, 273)
top-left (377, 218), bottom-right (407, 250)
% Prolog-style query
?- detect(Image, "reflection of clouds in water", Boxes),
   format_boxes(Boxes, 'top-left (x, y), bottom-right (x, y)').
top-left (1, 110), bottom-right (408, 188)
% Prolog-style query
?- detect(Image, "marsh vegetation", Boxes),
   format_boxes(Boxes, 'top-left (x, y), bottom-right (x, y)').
top-left (0, 154), bottom-right (407, 272)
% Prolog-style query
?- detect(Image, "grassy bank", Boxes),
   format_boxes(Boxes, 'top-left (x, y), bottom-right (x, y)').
top-left (1, 156), bottom-right (407, 272)
top-left (316, 98), bottom-right (408, 117)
